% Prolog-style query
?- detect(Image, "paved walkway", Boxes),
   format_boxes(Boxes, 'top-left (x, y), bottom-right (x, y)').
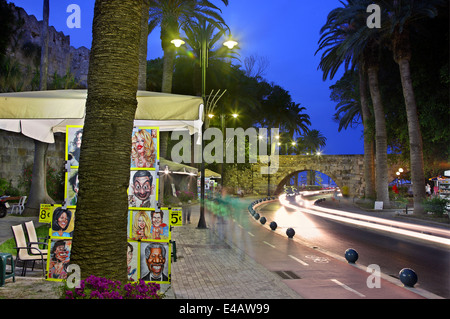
top-left (170, 204), bottom-right (301, 299)
top-left (0, 196), bottom-right (447, 299)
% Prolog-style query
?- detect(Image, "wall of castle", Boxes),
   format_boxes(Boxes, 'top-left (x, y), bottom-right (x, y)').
top-left (5, 4), bottom-right (89, 87)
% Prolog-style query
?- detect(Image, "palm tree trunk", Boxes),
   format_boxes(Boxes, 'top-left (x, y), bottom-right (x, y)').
top-left (359, 68), bottom-right (376, 199)
top-left (70, 0), bottom-right (142, 281)
top-left (138, 0), bottom-right (150, 90)
top-left (367, 65), bottom-right (390, 208)
top-left (24, 0), bottom-right (53, 216)
top-left (397, 58), bottom-right (426, 214)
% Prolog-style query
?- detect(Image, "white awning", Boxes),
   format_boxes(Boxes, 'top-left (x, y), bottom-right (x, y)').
top-left (0, 89), bottom-right (204, 143)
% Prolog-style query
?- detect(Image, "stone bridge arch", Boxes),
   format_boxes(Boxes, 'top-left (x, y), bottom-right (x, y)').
top-left (251, 155), bottom-right (365, 197)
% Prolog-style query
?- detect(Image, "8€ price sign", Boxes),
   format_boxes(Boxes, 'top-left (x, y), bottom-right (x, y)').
top-left (39, 204), bottom-right (52, 223)
top-left (170, 208), bottom-right (182, 226)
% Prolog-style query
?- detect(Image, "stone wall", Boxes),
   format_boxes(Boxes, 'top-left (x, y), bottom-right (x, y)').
top-left (0, 130), bottom-right (65, 192)
top-left (224, 155), bottom-right (367, 197)
top-left (5, 4), bottom-right (89, 87)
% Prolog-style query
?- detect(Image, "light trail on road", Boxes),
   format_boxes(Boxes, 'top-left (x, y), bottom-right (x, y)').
top-left (278, 194), bottom-right (450, 248)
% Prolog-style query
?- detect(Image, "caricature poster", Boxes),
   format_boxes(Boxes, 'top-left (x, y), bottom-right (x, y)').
top-left (128, 170), bottom-right (158, 209)
top-left (131, 127), bottom-right (159, 169)
top-left (56, 126), bottom-right (171, 283)
top-left (140, 242), bottom-right (170, 284)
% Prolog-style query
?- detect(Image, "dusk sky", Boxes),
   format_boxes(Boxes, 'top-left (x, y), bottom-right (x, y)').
top-left (8, 0), bottom-right (364, 155)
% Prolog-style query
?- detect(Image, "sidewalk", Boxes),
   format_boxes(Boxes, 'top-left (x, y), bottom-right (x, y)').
top-left (170, 204), bottom-right (301, 299)
top-left (0, 203), bottom-right (301, 299)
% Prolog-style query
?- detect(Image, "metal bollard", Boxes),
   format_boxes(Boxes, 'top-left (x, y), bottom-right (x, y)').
top-left (399, 268), bottom-right (418, 287)
top-left (344, 248), bottom-right (358, 263)
top-left (269, 221), bottom-right (277, 231)
top-left (286, 228), bottom-right (295, 238)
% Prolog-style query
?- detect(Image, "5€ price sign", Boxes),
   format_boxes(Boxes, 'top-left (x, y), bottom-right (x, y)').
top-left (39, 204), bottom-right (52, 223)
top-left (170, 208), bottom-right (182, 226)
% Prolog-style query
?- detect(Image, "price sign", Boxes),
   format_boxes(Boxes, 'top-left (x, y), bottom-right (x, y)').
top-left (39, 204), bottom-right (52, 223)
top-left (170, 208), bottom-right (182, 226)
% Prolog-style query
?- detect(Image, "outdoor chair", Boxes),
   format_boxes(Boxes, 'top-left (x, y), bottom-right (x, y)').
top-left (11, 224), bottom-right (47, 277)
top-left (10, 196), bottom-right (27, 215)
top-left (24, 220), bottom-right (48, 257)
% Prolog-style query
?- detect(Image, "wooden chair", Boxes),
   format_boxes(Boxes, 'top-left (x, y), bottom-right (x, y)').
top-left (11, 196), bottom-right (27, 215)
top-left (11, 224), bottom-right (47, 277)
top-left (24, 220), bottom-right (48, 257)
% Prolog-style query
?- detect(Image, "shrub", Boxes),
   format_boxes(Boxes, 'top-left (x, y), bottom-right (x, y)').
top-left (422, 197), bottom-right (449, 217)
top-left (176, 190), bottom-right (195, 203)
top-left (62, 275), bottom-right (164, 299)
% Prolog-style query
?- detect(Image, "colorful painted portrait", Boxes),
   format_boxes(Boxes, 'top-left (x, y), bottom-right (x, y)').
top-left (127, 241), bottom-right (139, 282)
top-left (47, 239), bottom-right (72, 280)
top-left (140, 242), bottom-right (170, 283)
top-left (65, 168), bottom-right (79, 207)
top-left (131, 128), bottom-right (158, 169)
top-left (51, 207), bottom-right (75, 238)
top-left (128, 170), bottom-right (158, 209)
top-left (66, 126), bottom-right (83, 167)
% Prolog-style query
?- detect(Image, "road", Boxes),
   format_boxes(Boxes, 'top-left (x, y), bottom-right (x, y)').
top-left (208, 195), bottom-right (450, 299)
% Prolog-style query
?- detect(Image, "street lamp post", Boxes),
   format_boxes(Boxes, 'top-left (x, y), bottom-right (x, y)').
top-left (172, 31), bottom-right (237, 229)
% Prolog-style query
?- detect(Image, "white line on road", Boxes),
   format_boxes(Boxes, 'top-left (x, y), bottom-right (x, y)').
top-left (330, 279), bottom-right (366, 297)
top-left (248, 232), bottom-right (255, 237)
top-left (263, 241), bottom-right (276, 248)
top-left (288, 254), bottom-right (309, 266)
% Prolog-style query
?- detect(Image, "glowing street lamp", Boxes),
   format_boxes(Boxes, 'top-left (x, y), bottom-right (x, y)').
top-left (223, 39), bottom-right (238, 49)
top-left (170, 39), bottom-right (185, 48)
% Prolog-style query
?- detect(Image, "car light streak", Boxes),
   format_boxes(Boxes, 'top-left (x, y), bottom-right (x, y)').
top-left (278, 194), bottom-right (450, 247)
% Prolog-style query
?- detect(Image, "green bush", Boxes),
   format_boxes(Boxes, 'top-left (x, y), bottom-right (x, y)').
top-left (422, 197), bottom-right (449, 217)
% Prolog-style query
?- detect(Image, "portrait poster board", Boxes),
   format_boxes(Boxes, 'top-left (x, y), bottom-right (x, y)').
top-left (55, 126), bottom-right (169, 283)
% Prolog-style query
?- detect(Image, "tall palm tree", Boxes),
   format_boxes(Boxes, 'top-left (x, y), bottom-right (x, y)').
top-left (181, 18), bottom-right (238, 96)
top-left (302, 129), bottom-right (327, 154)
top-left (148, 0), bottom-right (228, 158)
top-left (70, 0), bottom-right (142, 281)
top-left (24, 0), bottom-right (54, 216)
top-left (316, 0), bottom-right (387, 205)
top-left (380, 0), bottom-right (443, 214)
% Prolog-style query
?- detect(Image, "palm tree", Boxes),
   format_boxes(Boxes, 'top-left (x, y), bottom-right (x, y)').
top-left (24, 0), bottom-right (54, 216)
top-left (302, 129), bottom-right (327, 155)
top-left (380, 0), bottom-right (444, 214)
top-left (181, 18), bottom-right (238, 96)
top-left (316, 0), bottom-right (388, 205)
top-left (331, 69), bottom-right (376, 198)
top-left (70, 0), bottom-right (143, 281)
top-left (148, 0), bottom-right (228, 158)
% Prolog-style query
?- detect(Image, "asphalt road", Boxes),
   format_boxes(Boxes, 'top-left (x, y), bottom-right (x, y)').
top-left (251, 200), bottom-right (450, 299)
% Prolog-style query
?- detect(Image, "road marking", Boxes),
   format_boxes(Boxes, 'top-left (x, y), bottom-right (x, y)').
top-left (330, 279), bottom-right (366, 297)
top-left (263, 241), bottom-right (276, 248)
top-left (288, 254), bottom-right (309, 266)
top-left (248, 232), bottom-right (255, 237)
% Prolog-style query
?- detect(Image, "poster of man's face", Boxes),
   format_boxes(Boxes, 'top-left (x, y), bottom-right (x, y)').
top-left (140, 242), bottom-right (169, 283)
top-left (66, 169), bottom-right (79, 207)
top-left (66, 126), bottom-right (83, 167)
top-left (128, 170), bottom-right (157, 208)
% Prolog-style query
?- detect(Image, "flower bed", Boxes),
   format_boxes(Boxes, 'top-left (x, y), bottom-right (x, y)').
top-left (63, 275), bottom-right (164, 299)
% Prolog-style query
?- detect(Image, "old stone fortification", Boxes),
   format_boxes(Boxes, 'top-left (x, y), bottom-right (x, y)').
top-left (5, 4), bottom-right (89, 87)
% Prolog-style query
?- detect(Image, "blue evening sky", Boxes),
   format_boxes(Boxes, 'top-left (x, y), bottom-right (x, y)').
top-left (7, 0), bottom-right (364, 155)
